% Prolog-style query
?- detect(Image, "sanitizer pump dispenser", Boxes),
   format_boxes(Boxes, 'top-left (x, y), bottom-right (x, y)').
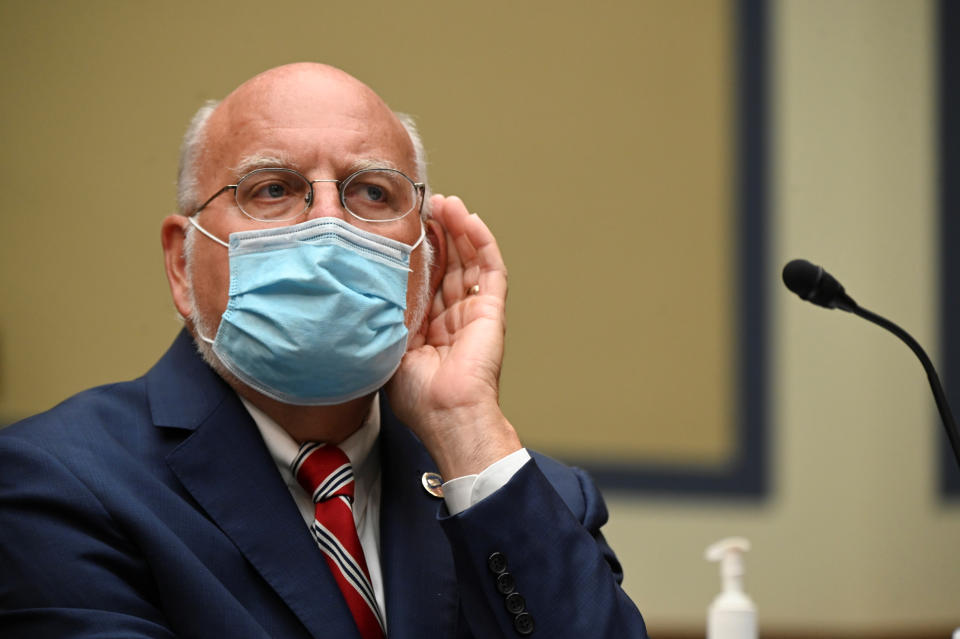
top-left (705, 537), bottom-right (757, 639)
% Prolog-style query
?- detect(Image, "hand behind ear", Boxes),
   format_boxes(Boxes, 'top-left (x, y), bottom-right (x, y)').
top-left (387, 195), bottom-right (519, 478)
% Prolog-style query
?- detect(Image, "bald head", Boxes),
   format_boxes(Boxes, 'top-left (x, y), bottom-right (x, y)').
top-left (225, 63), bottom-right (386, 119)
top-left (177, 63), bottom-right (427, 215)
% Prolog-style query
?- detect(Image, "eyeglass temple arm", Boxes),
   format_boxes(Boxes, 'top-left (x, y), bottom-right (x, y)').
top-left (192, 185), bottom-right (238, 216)
top-left (415, 183), bottom-right (426, 215)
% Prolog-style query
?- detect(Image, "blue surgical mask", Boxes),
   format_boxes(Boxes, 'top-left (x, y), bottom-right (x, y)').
top-left (188, 215), bottom-right (425, 405)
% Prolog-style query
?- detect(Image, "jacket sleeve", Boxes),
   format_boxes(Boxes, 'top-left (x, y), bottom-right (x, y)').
top-left (0, 435), bottom-right (178, 639)
top-left (437, 456), bottom-right (649, 639)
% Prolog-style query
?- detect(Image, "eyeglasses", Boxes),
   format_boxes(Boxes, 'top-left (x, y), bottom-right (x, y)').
top-left (192, 167), bottom-right (426, 223)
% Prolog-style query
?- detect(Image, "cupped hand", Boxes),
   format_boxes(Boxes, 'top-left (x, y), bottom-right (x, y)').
top-left (387, 195), bottom-right (521, 478)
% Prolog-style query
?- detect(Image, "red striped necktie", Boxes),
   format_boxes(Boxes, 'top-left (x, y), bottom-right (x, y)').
top-left (292, 442), bottom-right (385, 639)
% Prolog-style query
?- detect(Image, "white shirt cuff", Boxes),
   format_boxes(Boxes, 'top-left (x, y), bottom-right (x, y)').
top-left (442, 448), bottom-right (531, 515)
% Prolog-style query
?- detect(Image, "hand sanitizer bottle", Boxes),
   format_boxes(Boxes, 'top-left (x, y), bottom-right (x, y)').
top-left (705, 537), bottom-right (757, 639)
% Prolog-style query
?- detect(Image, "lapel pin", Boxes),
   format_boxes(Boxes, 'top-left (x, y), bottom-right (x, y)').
top-left (421, 472), bottom-right (444, 498)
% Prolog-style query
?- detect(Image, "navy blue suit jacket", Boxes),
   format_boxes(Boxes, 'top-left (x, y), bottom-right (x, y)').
top-left (0, 331), bottom-right (647, 638)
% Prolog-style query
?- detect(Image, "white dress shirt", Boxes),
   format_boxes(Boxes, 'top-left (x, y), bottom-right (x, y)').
top-left (241, 395), bottom-right (530, 624)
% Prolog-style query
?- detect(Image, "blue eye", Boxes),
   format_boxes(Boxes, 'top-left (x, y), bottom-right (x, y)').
top-left (244, 178), bottom-right (298, 202)
top-left (266, 183), bottom-right (287, 198)
top-left (362, 185), bottom-right (385, 202)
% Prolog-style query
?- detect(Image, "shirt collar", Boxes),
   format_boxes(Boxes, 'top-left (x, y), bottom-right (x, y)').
top-left (240, 395), bottom-right (381, 491)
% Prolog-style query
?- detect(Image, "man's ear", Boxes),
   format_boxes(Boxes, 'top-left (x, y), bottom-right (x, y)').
top-left (425, 218), bottom-right (447, 297)
top-left (161, 215), bottom-right (193, 319)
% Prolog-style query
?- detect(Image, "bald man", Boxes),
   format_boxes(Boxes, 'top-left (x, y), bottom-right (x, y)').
top-left (0, 64), bottom-right (648, 639)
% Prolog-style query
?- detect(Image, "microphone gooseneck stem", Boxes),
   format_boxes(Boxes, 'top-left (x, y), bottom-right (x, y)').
top-left (849, 303), bottom-right (960, 469)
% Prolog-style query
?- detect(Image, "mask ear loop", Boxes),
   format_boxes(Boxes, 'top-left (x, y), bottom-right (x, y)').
top-left (184, 216), bottom-right (223, 346)
top-left (398, 223), bottom-right (428, 273)
top-left (410, 222), bottom-right (426, 250)
top-left (187, 216), bottom-right (229, 248)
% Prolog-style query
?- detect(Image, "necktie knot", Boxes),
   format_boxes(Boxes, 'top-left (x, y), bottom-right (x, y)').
top-left (292, 442), bottom-right (355, 504)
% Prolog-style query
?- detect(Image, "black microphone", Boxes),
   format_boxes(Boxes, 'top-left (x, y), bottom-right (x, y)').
top-left (782, 259), bottom-right (857, 312)
top-left (782, 258), bottom-right (960, 470)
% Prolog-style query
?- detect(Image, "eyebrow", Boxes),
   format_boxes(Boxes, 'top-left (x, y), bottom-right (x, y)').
top-left (230, 153), bottom-right (406, 179)
top-left (231, 153), bottom-right (297, 178)
top-left (349, 157), bottom-right (402, 173)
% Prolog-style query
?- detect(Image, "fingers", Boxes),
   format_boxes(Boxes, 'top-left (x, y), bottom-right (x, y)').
top-left (439, 208), bottom-right (466, 310)
top-left (431, 195), bottom-right (508, 303)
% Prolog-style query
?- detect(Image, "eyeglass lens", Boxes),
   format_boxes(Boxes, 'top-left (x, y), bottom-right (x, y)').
top-left (236, 169), bottom-right (416, 222)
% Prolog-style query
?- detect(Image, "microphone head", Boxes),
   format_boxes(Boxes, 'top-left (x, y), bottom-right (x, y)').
top-left (782, 259), bottom-right (853, 310)
top-left (782, 259), bottom-right (822, 298)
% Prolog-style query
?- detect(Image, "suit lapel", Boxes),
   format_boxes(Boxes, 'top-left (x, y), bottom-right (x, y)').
top-left (150, 331), bottom-right (361, 639)
top-left (378, 395), bottom-right (459, 639)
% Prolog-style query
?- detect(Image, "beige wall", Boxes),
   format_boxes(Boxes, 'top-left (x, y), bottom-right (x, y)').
top-left (610, 0), bottom-right (960, 633)
top-left (1, 0), bottom-right (956, 634)
top-left (0, 0), bottom-right (736, 466)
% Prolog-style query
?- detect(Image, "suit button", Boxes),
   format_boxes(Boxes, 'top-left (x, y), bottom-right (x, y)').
top-left (504, 592), bottom-right (526, 614)
top-left (495, 571), bottom-right (516, 594)
top-left (513, 612), bottom-right (535, 635)
top-left (488, 551), bottom-right (508, 574)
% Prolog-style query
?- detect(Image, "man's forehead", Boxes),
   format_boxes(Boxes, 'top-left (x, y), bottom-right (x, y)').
top-left (217, 92), bottom-right (362, 135)
top-left (200, 65), bottom-right (414, 178)
top-left (221, 64), bottom-right (391, 129)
